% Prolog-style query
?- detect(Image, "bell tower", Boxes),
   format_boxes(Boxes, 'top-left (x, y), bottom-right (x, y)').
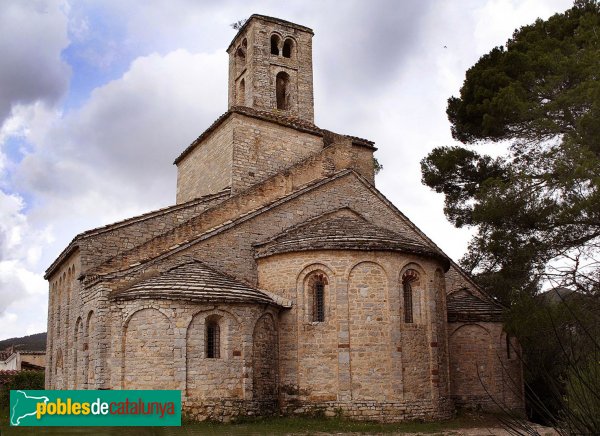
top-left (227, 15), bottom-right (315, 123)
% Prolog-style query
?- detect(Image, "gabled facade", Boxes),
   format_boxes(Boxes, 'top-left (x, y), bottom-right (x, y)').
top-left (45, 15), bottom-right (523, 422)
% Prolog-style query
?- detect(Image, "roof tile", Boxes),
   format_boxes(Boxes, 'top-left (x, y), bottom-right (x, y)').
top-left (111, 260), bottom-right (287, 307)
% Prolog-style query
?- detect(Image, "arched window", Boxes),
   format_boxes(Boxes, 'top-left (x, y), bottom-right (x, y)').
top-left (282, 38), bottom-right (293, 58)
top-left (314, 280), bottom-right (325, 322)
top-left (276, 71), bottom-right (290, 110)
top-left (307, 273), bottom-right (328, 322)
top-left (238, 78), bottom-right (246, 106)
top-left (206, 318), bottom-right (220, 358)
top-left (270, 34), bottom-right (280, 55)
top-left (236, 46), bottom-right (245, 61)
top-left (235, 45), bottom-right (246, 77)
top-left (402, 269), bottom-right (420, 323)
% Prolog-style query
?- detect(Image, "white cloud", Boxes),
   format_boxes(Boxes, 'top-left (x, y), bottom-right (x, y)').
top-left (0, 190), bottom-right (49, 339)
top-left (16, 49), bottom-right (227, 221)
top-left (0, 0), bottom-right (70, 124)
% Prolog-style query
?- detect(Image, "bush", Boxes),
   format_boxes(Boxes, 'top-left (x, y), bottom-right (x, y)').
top-left (0, 371), bottom-right (45, 408)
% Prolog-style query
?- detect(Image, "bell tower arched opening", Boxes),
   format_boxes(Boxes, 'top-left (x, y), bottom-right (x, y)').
top-left (276, 71), bottom-right (290, 110)
top-left (226, 14), bottom-right (314, 122)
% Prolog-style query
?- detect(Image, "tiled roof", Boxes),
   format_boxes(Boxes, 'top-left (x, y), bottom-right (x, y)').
top-left (111, 260), bottom-right (288, 307)
top-left (254, 211), bottom-right (448, 266)
top-left (173, 106), bottom-right (375, 165)
top-left (447, 289), bottom-right (503, 322)
top-left (45, 189), bottom-right (230, 278)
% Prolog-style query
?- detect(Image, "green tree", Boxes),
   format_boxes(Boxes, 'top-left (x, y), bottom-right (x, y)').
top-left (421, 2), bottom-right (600, 431)
top-left (422, 0), bottom-right (600, 304)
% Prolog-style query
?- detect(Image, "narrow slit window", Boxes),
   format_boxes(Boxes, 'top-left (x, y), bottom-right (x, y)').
top-left (403, 281), bottom-right (413, 323)
top-left (314, 281), bottom-right (325, 322)
top-left (276, 71), bottom-right (290, 110)
top-left (402, 269), bottom-right (419, 324)
top-left (206, 321), bottom-right (220, 358)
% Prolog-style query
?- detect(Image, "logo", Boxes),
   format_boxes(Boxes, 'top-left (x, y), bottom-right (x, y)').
top-left (10, 390), bottom-right (181, 426)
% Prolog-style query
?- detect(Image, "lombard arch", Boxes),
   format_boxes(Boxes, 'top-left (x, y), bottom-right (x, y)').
top-left (347, 261), bottom-right (391, 400)
top-left (122, 308), bottom-right (176, 390)
top-left (186, 309), bottom-right (243, 399)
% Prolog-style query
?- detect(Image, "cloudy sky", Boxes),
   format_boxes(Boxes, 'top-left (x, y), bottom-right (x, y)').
top-left (0, 0), bottom-right (574, 340)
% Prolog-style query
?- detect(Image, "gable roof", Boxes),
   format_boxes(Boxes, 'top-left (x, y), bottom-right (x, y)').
top-left (45, 188), bottom-right (230, 279)
top-left (111, 260), bottom-right (287, 307)
top-left (447, 289), bottom-right (503, 322)
top-left (254, 208), bottom-right (449, 268)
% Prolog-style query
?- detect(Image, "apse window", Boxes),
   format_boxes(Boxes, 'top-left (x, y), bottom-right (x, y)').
top-left (206, 319), bottom-right (220, 358)
top-left (308, 273), bottom-right (327, 323)
top-left (314, 281), bottom-right (325, 322)
top-left (402, 269), bottom-right (420, 323)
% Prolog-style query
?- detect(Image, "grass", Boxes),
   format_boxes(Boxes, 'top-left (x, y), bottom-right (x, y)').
top-left (0, 405), bottom-right (505, 435)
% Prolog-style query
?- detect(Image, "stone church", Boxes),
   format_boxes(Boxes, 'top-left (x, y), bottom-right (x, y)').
top-left (45, 15), bottom-right (523, 421)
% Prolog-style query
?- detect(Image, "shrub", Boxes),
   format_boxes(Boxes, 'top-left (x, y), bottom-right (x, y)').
top-left (0, 371), bottom-right (45, 408)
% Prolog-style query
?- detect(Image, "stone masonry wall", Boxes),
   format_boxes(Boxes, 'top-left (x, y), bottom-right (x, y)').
top-left (256, 249), bottom-right (450, 419)
top-left (46, 251), bottom-right (81, 390)
top-left (230, 114), bottom-right (323, 195)
top-left (252, 314), bottom-right (278, 401)
top-left (122, 307), bottom-right (177, 389)
top-left (448, 321), bottom-right (524, 412)
top-left (445, 264), bottom-right (481, 295)
top-left (92, 142), bottom-right (377, 279)
top-left (284, 398), bottom-right (454, 423)
top-left (347, 262), bottom-right (392, 401)
top-left (104, 173), bottom-right (430, 294)
top-left (186, 311), bottom-right (244, 400)
top-left (228, 17), bottom-right (314, 122)
top-left (103, 300), bottom-right (279, 410)
top-left (176, 117), bottom-right (234, 203)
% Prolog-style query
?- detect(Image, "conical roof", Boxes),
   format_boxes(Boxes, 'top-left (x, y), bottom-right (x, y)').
top-left (255, 212), bottom-right (448, 268)
top-left (111, 260), bottom-right (280, 306)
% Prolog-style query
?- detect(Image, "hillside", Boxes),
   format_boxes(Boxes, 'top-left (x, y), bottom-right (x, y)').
top-left (0, 332), bottom-right (46, 352)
